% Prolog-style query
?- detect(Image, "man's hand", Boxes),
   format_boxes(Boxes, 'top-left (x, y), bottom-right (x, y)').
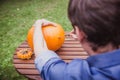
top-left (34, 19), bottom-right (57, 27)
top-left (33, 19), bottom-right (56, 57)
top-left (69, 29), bottom-right (78, 39)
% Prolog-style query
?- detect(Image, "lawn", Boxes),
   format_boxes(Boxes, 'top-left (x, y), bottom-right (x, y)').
top-left (0, 0), bottom-right (72, 80)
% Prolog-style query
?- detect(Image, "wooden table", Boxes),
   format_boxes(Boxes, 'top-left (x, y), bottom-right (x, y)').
top-left (13, 34), bottom-right (88, 80)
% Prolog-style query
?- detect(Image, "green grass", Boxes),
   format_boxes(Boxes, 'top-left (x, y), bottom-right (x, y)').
top-left (0, 0), bottom-right (72, 80)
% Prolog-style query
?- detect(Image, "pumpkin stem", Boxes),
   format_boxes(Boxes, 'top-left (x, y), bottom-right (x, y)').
top-left (20, 49), bottom-right (29, 54)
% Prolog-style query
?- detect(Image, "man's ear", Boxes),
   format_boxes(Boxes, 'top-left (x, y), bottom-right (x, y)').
top-left (75, 26), bottom-right (85, 42)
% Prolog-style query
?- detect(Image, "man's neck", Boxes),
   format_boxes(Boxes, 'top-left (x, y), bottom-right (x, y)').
top-left (82, 42), bottom-right (117, 56)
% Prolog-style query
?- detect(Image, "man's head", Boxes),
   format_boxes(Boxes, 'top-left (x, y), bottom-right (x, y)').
top-left (68, 0), bottom-right (120, 51)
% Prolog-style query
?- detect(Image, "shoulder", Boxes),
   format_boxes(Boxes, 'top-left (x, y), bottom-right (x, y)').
top-left (68, 59), bottom-right (89, 67)
top-left (66, 59), bottom-right (90, 74)
top-left (64, 59), bottom-right (92, 80)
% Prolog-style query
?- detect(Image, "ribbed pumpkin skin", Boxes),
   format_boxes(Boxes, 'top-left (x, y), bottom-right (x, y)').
top-left (27, 24), bottom-right (65, 51)
top-left (17, 49), bottom-right (33, 59)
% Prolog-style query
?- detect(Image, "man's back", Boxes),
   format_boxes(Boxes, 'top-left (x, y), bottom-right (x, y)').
top-left (35, 49), bottom-right (120, 80)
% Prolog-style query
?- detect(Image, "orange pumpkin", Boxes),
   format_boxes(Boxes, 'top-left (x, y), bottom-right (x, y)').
top-left (27, 23), bottom-right (65, 51)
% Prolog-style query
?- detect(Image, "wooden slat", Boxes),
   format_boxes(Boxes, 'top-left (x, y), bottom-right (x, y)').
top-left (57, 52), bottom-right (87, 55)
top-left (14, 55), bottom-right (88, 60)
top-left (13, 59), bottom-right (79, 64)
top-left (64, 41), bottom-right (80, 44)
top-left (14, 51), bottom-right (87, 56)
top-left (58, 47), bottom-right (85, 52)
top-left (17, 69), bottom-right (40, 75)
top-left (62, 44), bottom-right (82, 48)
top-left (16, 48), bottom-right (85, 52)
top-left (26, 75), bottom-right (42, 80)
top-left (14, 64), bottom-right (35, 69)
top-left (13, 59), bottom-right (34, 64)
top-left (60, 55), bottom-right (88, 59)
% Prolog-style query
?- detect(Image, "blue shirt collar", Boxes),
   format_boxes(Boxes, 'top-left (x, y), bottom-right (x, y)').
top-left (86, 49), bottom-right (120, 68)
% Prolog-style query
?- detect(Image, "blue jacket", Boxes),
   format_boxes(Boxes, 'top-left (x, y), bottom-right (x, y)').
top-left (35, 49), bottom-right (120, 80)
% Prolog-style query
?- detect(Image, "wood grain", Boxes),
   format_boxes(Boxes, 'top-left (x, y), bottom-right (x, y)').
top-left (13, 34), bottom-right (88, 80)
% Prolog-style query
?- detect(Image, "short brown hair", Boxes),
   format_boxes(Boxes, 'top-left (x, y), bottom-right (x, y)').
top-left (68, 0), bottom-right (120, 51)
